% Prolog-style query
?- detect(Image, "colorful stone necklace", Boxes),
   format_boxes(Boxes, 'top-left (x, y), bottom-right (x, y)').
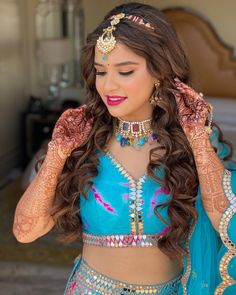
top-left (115, 117), bottom-right (157, 150)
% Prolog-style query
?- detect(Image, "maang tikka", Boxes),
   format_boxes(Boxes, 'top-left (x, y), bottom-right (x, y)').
top-left (149, 81), bottom-right (161, 106)
top-left (96, 13), bottom-right (154, 60)
top-left (97, 13), bottom-right (157, 150)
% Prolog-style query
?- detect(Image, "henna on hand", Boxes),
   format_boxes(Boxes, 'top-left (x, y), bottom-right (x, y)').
top-left (174, 79), bottom-right (228, 231)
top-left (13, 105), bottom-right (94, 242)
top-left (174, 79), bottom-right (210, 144)
top-left (50, 105), bottom-right (94, 156)
top-left (191, 137), bottom-right (228, 216)
top-left (13, 141), bottom-right (67, 242)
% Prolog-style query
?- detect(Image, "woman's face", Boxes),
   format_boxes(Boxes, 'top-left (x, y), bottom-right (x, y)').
top-left (94, 42), bottom-right (156, 121)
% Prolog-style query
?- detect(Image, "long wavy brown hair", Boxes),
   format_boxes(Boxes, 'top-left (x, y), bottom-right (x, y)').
top-left (49, 2), bottom-right (234, 262)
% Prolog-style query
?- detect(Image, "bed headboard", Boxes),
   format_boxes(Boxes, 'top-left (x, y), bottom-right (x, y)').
top-left (163, 8), bottom-right (236, 98)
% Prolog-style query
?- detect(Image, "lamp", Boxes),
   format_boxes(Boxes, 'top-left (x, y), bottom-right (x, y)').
top-left (38, 38), bottom-right (73, 100)
top-left (39, 38), bottom-right (73, 64)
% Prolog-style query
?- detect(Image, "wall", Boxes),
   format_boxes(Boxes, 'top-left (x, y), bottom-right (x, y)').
top-left (83, 0), bottom-right (236, 54)
top-left (1, 0), bottom-right (235, 182)
top-left (28, 0), bottom-right (236, 99)
top-left (0, 0), bottom-right (30, 182)
top-left (25, 0), bottom-right (86, 101)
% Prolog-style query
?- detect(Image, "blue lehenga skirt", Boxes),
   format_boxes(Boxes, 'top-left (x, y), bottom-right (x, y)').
top-left (64, 254), bottom-right (182, 295)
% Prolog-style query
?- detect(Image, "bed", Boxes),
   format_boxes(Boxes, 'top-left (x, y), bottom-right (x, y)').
top-left (163, 8), bottom-right (236, 149)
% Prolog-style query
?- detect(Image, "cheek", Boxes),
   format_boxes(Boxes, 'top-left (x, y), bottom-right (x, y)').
top-left (123, 75), bottom-right (144, 93)
top-left (125, 74), bottom-right (153, 97)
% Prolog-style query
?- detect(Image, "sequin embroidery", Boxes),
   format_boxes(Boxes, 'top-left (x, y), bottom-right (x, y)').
top-left (215, 169), bottom-right (236, 294)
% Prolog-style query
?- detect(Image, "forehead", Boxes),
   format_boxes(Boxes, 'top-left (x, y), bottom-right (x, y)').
top-left (94, 42), bottom-right (145, 65)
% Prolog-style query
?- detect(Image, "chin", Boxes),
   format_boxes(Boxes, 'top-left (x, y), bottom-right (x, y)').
top-left (106, 106), bottom-right (130, 119)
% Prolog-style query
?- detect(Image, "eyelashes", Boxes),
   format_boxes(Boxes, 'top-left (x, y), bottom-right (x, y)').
top-left (95, 70), bottom-right (134, 76)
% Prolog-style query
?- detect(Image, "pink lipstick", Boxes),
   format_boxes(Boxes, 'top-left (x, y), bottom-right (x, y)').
top-left (106, 95), bottom-right (127, 106)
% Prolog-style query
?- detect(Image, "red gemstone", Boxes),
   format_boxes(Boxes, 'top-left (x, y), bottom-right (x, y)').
top-left (133, 124), bottom-right (139, 132)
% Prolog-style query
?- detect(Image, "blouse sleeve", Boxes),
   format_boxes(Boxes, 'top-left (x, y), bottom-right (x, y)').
top-left (181, 127), bottom-right (236, 295)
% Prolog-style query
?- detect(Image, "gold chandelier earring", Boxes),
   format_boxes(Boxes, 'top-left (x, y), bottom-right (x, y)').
top-left (149, 80), bottom-right (161, 106)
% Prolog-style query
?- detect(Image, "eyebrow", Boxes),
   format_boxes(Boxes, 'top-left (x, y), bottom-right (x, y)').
top-left (94, 61), bottom-right (139, 67)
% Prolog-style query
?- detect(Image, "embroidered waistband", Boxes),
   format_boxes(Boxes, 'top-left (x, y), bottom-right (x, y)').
top-left (82, 232), bottom-right (161, 247)
top-left (65, 254), bottom-right (182, 294)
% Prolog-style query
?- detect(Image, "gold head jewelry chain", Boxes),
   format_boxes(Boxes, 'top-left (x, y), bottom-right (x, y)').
top-left (96, 13), bottom-right (154, 60)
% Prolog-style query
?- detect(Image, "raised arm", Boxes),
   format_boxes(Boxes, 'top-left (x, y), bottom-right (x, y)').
top-left (13, 106), bottom-right (93, 243)
top-left (174, 79), bottom-right (229, 232)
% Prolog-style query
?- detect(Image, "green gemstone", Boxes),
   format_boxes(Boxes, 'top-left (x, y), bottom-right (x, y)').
top-left (133, 138), bottom-right (141, 150)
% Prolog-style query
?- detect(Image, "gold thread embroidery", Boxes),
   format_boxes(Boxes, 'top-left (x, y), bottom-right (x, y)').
top-left (181, 220), bottom-right (196, 295)
top-left (215, 170), bottom-right (236, 294)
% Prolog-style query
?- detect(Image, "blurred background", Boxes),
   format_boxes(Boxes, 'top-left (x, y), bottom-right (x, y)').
top-left (0, 0), bottom-right (235, 294)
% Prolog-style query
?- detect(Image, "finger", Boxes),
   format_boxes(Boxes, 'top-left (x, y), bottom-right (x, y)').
top-left (174, 92), bottom-right (185, 106)
top-left (176, 83), bottom-right (200, 101)
top-left (179, 89), bottom-right (208, 116)
top-left (175, 80), bottom-right (205, 104)
top-left (175, 81), bottom-right (196, 109)
top-left (179, 84), bottom-right (206, 105)
top-left (174, 92), bottom-right (189, 115)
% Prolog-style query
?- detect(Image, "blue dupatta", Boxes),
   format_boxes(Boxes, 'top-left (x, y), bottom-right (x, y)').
top-left (178, 127), bottom-right (236, 295)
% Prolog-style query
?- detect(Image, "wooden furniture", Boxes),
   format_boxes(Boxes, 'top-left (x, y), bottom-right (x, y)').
top-left (163, 8), bottom-right (236, 97)
top-left (22, 112), bottom-right (60, 167)
top-left (162, 8), bottom-right (236, 148)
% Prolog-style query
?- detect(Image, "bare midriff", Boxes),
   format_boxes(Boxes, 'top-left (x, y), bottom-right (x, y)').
top-left (82, 245), bottom-right (183, 284)
top-left (80, 139), bottom-right (182, 284)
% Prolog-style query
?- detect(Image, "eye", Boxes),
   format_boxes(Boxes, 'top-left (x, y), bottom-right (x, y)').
top-left (95, 71), bottom-right (106, 76)
top-left (120, 70), bottom-right (134, 76)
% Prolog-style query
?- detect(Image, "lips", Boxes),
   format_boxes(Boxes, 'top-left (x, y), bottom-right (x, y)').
top-left (106, 95), bottom-right (127, 106)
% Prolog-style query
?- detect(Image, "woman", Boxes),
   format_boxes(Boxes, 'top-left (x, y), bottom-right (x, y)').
top-left (13, 2), bottom-right (236, 294)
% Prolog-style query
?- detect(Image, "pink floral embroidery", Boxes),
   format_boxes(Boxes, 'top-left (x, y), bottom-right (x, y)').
top-left (82, 216), bottom-right (89, 229)
top-left (158, 225), bottom-right (171, 236)
top-left (119, 182), bottom-right (130, 187)
top-left (67, 281), bottom-right (78, 294)
top-left (92, 186), bottom-right (117, 214)
top-left (122, 193), bottom-right (129, 203)
top-left (71, 281), bottom-right (77, 289)
top-left (148, 187), bottom-right (169, 217)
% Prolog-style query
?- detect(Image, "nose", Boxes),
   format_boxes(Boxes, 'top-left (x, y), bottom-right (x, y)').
top-left (103, 72), bottom-right (119, 93)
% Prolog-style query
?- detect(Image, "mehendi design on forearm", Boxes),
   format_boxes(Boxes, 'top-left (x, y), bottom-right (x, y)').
top-left (174, 79), bottom-right (229, 229)
top-left (13, 147), bottom-right (66, 240)
top-left (190, 134), bottom-right (228, 215)
top-left (13, 106), bottom-right (94, 241)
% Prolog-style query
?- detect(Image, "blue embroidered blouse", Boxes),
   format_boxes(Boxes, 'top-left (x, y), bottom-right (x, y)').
top-left (78, 127), bottom-right (236, 294)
